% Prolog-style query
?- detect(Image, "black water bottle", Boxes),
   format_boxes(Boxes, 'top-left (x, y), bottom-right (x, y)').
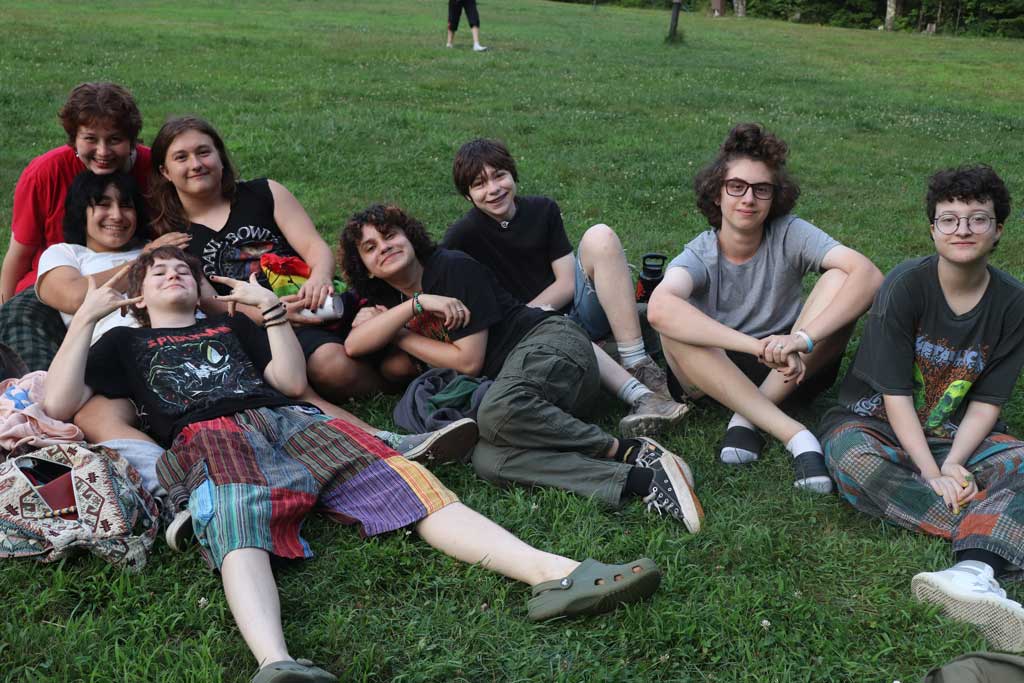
top-left (635, 253), bottom-right (668, 303)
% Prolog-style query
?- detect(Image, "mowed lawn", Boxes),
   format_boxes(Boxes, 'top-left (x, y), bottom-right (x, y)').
top-left (3, 1), bottom-right (1024, 681)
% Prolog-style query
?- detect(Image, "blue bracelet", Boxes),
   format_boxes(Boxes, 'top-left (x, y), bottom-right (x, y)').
top-left (796, 329), bottom-right (814, 353)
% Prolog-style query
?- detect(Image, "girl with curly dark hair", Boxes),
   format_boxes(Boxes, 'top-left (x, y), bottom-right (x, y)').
top-left (648, 123), bottom-right (884, 492)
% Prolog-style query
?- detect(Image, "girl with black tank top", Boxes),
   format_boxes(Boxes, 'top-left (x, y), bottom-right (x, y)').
top-left (148, 115), bottom-right (387, 405)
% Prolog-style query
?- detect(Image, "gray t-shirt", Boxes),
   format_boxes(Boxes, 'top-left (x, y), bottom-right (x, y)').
top-left (668, 215), bottom-right (840, 339)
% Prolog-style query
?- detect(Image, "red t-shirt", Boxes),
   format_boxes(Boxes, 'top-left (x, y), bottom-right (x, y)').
top-left (8, 144), bottom-right (152, 293)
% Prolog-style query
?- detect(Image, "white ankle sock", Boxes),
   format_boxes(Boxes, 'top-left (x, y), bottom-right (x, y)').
top-left (617, 339), bottom-right (647, 369)
top-left (728, 413), bottom-right (755, 431)
top-left (786, 429), bottom-right (822, 456)
top-left (617, 378), bottom-right (651, 406)
top-left (720, 413), bottom-right (759, 464)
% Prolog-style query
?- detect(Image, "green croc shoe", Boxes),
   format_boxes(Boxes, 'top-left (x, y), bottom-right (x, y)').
top-left (527, 558), bottom-right (662, 622)
top-left (251, 659), bottom-right (337, 683)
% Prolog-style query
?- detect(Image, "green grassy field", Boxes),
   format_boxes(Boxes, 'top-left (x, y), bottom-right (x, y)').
top-left (3, 1), bottom-right (1024, 681)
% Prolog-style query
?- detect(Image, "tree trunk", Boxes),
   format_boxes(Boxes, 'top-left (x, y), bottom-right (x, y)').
top-left (667, 0), bottom-right (683, 42)
top-left (884, 0), bottom-right (897, 30)
top-left (733, 0), bottom-right (746, 17)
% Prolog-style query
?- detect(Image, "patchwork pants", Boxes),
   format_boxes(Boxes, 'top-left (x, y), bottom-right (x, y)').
top-left (823, 421), bottom-right (1024, 566)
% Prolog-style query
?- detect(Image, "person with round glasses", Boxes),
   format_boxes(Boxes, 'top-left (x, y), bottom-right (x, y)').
top-left (647, 123), bottom-right (883, 493)
top-left (818, 164), bottom-right (1024, 651)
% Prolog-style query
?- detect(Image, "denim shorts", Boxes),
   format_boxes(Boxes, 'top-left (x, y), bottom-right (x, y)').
top-left (567, 253), bottom-right (612, 341)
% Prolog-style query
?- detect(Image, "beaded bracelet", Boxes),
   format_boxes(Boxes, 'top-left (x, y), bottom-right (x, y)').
top-left (413, 292), bottom-right (424, 315)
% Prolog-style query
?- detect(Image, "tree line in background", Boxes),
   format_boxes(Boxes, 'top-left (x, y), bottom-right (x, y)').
top-left (552, 0), bottom-right (1024, 37)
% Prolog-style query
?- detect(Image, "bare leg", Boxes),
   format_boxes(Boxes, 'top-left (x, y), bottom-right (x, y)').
top-left (307, 342), bottom-right (386, 400)
top-left (221, 548), bottom-right (291, 668)
top-left (661, 336), bottom-right (805, 443)
top-left (594, 341), bottom-right (634, 396)
top-left (298, 387), bottom-right (377, 433)
top-left (446, 29), bottom-right (455, 46)
top-left (470, 26), bottom-right (483, 47)
top-left (577, 224), bottom-right (643, 345)
top-left (74, 395), bottom-right (151, 443)
top-left (416, 502), bottom-right (579, 585)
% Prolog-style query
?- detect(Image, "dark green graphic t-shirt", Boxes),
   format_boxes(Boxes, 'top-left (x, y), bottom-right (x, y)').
top-left (821, 255), bottom-right (1024, 439)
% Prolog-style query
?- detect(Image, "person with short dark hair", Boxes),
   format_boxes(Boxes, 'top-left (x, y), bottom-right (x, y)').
top-left (342, 204), bottom-right (704, 533)
top-left (445, 138), bottom-right (689, 439)
top-left (446, 0), bottom-right (487, 51)
top-left (648, 123), bottom-right (883, 492)
top-left (35, 171), bottom-right (181, 493)
top-left (820, 164), bottom-right (1024, 652)
top-left (0, 82), bottom-right (152, 371)
top-left (42, 245), bottom-right (663, 680)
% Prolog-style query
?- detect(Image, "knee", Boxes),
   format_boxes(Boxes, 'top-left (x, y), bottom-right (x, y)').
top-left (379, 350), bottom-right (419, 385)
top-left (307, 344), bottom-right (365, 388)
top-left (580, 224), bottom-right (623, 262)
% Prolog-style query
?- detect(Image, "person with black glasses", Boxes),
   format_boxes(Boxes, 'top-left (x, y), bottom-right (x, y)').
top-left (647, 123), bottom-right (882, 492)
top-left (818, 164), bottom-right (1024, 651)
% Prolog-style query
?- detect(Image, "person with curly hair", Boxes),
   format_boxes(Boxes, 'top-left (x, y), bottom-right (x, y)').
top-left (648, 123), bottom-right (883, 493)
top-left (0, 82), bottom-right (152, 371)
top-left (342, 204), bottom-right (704, 533)
top-left (819, 165), bottom-right (1024, 651)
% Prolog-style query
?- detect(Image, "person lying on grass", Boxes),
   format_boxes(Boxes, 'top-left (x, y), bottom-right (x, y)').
top-left (648, 122), bottom-right (883, 493)
top-left (0, 81), bottom-right (152, 372)
top-left (41, 246), bottom-right (663, 683)
top-left (819, 164), bottom-right (1024, 652)
top-left (341, 204), bottom-right (704, 533)
top-left (443, 138), bottom-right (688, 439)
top-left (147, 114), bottom-right (472, 467)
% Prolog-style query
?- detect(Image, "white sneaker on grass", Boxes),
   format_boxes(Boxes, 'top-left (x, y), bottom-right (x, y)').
top-left (912, 560), bottom-right (1024, 652)
top-left (473, 44), bottom-right (488, 52)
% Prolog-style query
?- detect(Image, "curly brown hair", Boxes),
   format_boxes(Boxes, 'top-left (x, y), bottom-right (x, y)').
top-left (339, 204), bottom-right (436, 301)
top-left (693, 123), bottom-right (800, 230)
top-left (126, 246), bottom-right (204, 327)
top-left (149, 115), bottom-right (238, 235)
top-left (58, 82), bottom-right (143, 146)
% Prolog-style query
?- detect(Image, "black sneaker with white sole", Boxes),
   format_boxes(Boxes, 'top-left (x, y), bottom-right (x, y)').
top-left (792, 451), bottom-right (833, 494)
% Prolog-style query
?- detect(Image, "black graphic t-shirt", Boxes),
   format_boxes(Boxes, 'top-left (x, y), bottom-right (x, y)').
top-left (186, 178), bottom-right (300, 295)
top-left (821, 255), bottom-right (1024, 439)
top-left (369, 249), bottom-right (551, 378)
top-left (86, 315), bottom-right (294, 446)
top-left (443, 196), bottom-right (574, 307)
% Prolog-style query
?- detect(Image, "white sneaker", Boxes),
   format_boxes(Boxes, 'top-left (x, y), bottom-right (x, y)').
top-left (473, 44), bottom-right (488, 52)
top-left (912, 561), bottom-right (1024, 651)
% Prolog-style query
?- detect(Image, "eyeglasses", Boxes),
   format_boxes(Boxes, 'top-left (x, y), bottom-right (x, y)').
top-left (724, 178), bottom-right (776, 201)
top-left (932, 213), bottom-right (996, 235)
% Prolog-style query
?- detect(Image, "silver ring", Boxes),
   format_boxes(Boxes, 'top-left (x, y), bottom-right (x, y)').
top-left (775, 343), bottom-right (784, 349)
